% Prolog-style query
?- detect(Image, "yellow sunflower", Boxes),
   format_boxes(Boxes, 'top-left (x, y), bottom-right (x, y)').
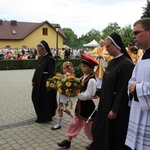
top-left (57, 81), bottom-right (61, 86)
top-left (50, 83), bottom-right (55, 88)
top-left (66, 72), bottom-right (71, 76)
top-left (56, 73), bottom-right (62, 77)
top-left (66, 81), bottom-right (72, 87)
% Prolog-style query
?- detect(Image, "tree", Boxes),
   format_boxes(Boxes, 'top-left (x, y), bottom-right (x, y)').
top-left (77, 29), bottom-right (101, 48)
top-left (62, 28), bottom-right (78, 48)
top-left (119, 25), bottom-right (133, 47)
top-left (62, 22), bottom-right (132, 48)
top-left (141, 0), bottom-right (150, 18)
top-left (101, 22), bottom-right (121, 39)
top-left (82, 29), bottom-right (101, 42)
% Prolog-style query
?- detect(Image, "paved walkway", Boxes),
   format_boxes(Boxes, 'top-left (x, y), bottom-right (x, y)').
top-left (0, 69), bottom-right (98, 150)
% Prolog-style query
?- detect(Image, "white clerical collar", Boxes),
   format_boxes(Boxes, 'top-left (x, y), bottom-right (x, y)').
top-left (43, 52), bottom-right (48, 56)
top-left (113, 53), bottom-right (123, 59)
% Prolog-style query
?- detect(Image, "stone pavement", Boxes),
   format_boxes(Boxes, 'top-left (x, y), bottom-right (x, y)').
top-left (0, 69), bottom-right (99, 150)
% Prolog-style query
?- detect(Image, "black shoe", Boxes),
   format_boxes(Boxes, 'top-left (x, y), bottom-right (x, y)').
top-left (86, 142), bottom-right (94, 150)
top-left (51, 126), bottom-right (61, 130)
top-left (57, 140), bottom-right (71, 148)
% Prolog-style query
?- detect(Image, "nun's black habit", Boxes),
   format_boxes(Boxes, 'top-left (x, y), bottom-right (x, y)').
top-left (92, 33), bottom-right (134, 150)
top-left (32, 40), bottom-right (57, 123)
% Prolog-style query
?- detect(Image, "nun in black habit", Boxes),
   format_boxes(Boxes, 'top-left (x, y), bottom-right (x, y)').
top-left (32, 40), bottom-right (57, 123)
top-left (92, 32), bottom-right (134, 150)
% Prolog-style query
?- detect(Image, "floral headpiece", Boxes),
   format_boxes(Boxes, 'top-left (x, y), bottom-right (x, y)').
top-left (63, 61), bottom-right (73, 70)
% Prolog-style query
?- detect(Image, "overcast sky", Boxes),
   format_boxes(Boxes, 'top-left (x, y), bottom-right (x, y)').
top-left (0, 0), bottom-right (147, 37)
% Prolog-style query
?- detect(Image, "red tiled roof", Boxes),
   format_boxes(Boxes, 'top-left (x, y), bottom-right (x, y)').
top-left (0, 20), bottom-right (66, 40)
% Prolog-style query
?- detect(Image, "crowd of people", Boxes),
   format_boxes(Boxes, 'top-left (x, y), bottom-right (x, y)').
top-left (0, 47), bottom-right (38, 60)
top-left (0, 46), bottom-right (93, 60)
top-left (0, 41), bottom-right (143, 64)
top-left (2, 18), bottom-right (150, 150)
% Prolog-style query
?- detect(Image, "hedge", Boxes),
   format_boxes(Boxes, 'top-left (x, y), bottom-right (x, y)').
top-left (0, 58), bottom-right (83, 77)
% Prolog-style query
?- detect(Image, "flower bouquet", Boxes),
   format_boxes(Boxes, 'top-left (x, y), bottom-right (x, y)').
top-left (57, 72), bottom-right (82, 97)
top-left (46, 72), bottom-right (82, 97)
top-left (46, 73), bottom-right (62, 91)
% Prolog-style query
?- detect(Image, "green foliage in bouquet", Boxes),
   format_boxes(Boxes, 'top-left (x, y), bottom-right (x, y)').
top-left (47, 71), bottom-right (82, 97)
top-left (46, 73), bottom-right (62, 90)
top-left (57, 72), bottom-right (82, 97)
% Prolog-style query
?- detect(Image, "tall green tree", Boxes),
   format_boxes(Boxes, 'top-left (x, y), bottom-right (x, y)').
top-left (82, 29), bottom-right (101, 42)
top-left (141, 0), bottom-right (150, 18)
top-left (77, 29), bottom-right (101, 48)
top-left (62, 28), bottom-right (78, 48)
top-left (62, 23), bottom-right (133, 48)
top-left (119, 25), bottom-right (133, 47)
top-left (101, 22), bottom-right (121, 39)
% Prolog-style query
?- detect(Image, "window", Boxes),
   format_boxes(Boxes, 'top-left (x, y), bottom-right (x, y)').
top-left (12, 29), bottom-right (16, 35)
top-left (43, 28), bottom-right (48, 35)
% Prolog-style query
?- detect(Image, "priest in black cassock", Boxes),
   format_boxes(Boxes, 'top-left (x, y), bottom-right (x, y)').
top-left (92, 32), bottom-right (134, 150)
top-left (32, 40), bottom-right (57, 123)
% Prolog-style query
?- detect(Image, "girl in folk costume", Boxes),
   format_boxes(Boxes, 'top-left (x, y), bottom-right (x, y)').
top-left (51, 61), bottom-right (75, 130)
top-left (57, 54), bottom-right (98, 149)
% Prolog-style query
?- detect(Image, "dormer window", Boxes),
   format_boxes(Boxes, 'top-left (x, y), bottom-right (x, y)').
top-left (12, 30), bottom-right (16, 35)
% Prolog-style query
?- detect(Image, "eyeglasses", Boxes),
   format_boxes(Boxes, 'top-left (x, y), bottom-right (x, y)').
top-left (132, 30), bottom-right (147, 36)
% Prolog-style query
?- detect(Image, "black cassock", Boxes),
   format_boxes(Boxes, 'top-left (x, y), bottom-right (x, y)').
top-left (92, 55), bottom-right (134, 150)
top-left (32, 54), bottom-right (57, 122)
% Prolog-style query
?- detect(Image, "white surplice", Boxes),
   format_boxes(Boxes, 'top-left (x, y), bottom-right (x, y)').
top-left (125, 58), bottom-right (150, 150)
